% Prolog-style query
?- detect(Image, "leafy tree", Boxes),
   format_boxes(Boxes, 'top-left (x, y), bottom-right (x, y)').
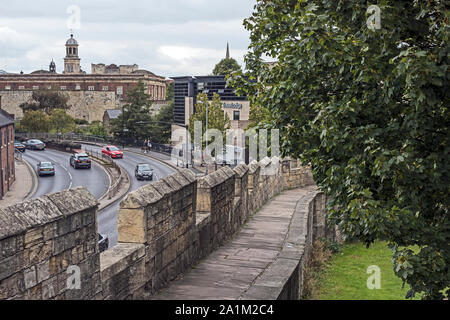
top-left (20, 110), bottom-right (50, 132)
top-left (232, 0), bottom-right (449, 299)
top-left (48, 109), bottom-right (76, 133)
top-left (19, 89), bottom-right (69, 115)
top-left (111, 81), bottom-right (153, 142)
top-left (212, 58), bottom-right (242, 76)
top-left (152, 102), bottom-right (174, 144)
top-left (188, 92), bottom-right (231, 147)
top-left (165, 81), bottom-right (174, 101)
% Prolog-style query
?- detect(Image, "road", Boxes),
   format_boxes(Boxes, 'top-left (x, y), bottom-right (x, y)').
top-left (23, 148), bottom-right (110, 200)
top-left (81, 144), bottom-right (175, 247)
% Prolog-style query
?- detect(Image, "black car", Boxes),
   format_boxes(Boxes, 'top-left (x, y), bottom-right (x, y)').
top-left (70, 153), bottom-right (92, 169)
top-left (98, 234), bottom-right (109, 253)
top-left (135, 163), bottom-right (153, 181)
top-left (14, 142), bottom-right (26, 153)
top-left (24, 139), bottom-right (46, 150)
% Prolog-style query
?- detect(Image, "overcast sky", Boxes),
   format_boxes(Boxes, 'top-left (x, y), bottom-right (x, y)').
top-left (0, 0), bottom-right (256, 77)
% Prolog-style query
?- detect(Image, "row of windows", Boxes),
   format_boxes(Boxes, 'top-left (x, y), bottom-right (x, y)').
top-left (0, 85), bottom-right (124, 94)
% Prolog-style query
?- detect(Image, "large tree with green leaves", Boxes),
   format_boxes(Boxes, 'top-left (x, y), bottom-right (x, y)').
top-left (49, 109), bottom-right (76, 133)
top-left (188, 92), bottom-right (231, 147)
top-left (151, 102), bottom-right (174, 144)
top-left (20, 110), bottom-right (50, 133)
top-left (19, 89), bottom-right (69, 115)
top-left (212, 58), bottom-right (242, 76)
top-left (231, 0), bottom-right (449, 299)
top-left (111, 81), bottom-right (153, 142)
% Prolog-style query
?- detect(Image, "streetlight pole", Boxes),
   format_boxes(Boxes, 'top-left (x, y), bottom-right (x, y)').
top-left (205, 101), bottom-right (209, 175)
top-left (122, 105), bottom-right (125, 150)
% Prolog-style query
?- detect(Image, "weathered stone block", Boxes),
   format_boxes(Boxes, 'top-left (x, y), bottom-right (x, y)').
top-left (23, 266), bottom-right (37, 290)
top-left (118, 209), bottom-right (147, 244)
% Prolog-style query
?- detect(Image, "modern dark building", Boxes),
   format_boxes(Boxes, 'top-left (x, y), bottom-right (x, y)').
top-left (172, 75), bottom-right (249, 128)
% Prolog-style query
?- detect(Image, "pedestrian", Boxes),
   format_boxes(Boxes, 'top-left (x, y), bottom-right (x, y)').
top-left (148, 140), bottom-right (152, 151)
top-left (143, 140), bottom-right (148, 153)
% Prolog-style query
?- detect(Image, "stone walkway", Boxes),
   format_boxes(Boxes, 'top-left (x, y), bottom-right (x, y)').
top-left (0, 159), bottom-right (35, 208)
top-left (152, 186), bottom-right (316, 300)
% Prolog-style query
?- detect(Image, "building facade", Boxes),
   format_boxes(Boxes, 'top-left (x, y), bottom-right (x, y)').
top-left (0, 107), bottom-right (15, 200)
top-left (172, 75), bottom-right (250, 130)
top-left (0, 34), bottom-right (168, 123)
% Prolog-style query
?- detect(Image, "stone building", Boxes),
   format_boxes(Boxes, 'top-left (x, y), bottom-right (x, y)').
top-left (103, 109), bottom-right (122, 133)
top-left (0, 34), bottom-right (168, 123)
top-left (0, 106), bottom-right (15, 200)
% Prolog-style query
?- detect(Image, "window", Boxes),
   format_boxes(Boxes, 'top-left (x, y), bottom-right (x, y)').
top-left (60, 86), bottom-right (66, 90)
top-left (218, 89), bottom-right (225, 94)
top-left (233, 110), bottom-right (240, 121)
top-left (117, 86), bottom-right (123, 95)
top-left (5, 85), bottom-right (10, 90)
top-left (103, 86), bottom-right (109, 91)
top-left (88, 86), bottom-right (95, 91)
top-left (18, 86), bottom-right (25, 90)
top-left (75, 84), bottom-right (81, 90)
top-left (33, 86), bottom-right (39, 90)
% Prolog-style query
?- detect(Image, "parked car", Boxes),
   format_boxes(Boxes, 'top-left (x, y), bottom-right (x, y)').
top-left (135, 163), bottom-right (153, 181)
top-left (70, 153), bottom-right (92, 169)
top-left (14, 142), bottom-right (26, 153)
top-left (98, 233), bottom-right (109, 253)
top-left (102, 145), bottom-right (123, 159)
top-left (37, 161), bottom-right (55, 176)
top-left (24, 139), bottom-right (46, 150)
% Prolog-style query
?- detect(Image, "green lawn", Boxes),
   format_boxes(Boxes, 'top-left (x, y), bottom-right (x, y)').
top-left (317, 241), bottom-right (418, 300)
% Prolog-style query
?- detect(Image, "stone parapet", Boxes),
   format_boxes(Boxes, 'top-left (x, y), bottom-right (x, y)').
top-left (0, 155), bottom-right (319, 300)
top-left (0, 187), bottom-right (100, 300)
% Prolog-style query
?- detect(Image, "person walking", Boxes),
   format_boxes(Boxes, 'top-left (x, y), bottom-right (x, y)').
top-left (143, 140), bottom-right (148, 153)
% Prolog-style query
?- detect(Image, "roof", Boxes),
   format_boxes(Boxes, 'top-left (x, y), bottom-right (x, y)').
top-left (31, 69), bottom-right (52, 74)
top-left (66, 34), bottom-right (78, 46)
top-left (105, 109), bottom-right (122, 119)
top-left (0, 109), bottom-right (14, 127)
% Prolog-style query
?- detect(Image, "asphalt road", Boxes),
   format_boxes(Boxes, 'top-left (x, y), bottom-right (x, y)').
top-left (22, 148), bottom-right (110, 200)
top-left (81, 144), bottom-right (175, 247)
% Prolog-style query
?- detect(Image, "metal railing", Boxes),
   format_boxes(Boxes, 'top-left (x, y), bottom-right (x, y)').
top-left (81, 145), bottom-right (124, 200)
top-left (15, 132), bottom-right (175, 156)
top-left (14, 150), bottom-right (23, 161)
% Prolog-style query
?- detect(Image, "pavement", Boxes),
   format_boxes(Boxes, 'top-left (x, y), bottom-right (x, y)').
top-left (0, 158), bottom-right (36, 208)
top-left (151, 186), bottom-right (316, 300)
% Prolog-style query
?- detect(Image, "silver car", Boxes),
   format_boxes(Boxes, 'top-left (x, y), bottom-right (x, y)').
top-left (37, 161), bottom-right (55, 176)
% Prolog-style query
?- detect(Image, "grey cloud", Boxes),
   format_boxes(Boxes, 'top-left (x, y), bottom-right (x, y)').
top-left (0, 0), bottom-right (255, 75)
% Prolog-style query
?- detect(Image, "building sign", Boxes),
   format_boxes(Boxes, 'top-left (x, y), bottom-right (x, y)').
top-left (223, 103), bottom-right (243, 109)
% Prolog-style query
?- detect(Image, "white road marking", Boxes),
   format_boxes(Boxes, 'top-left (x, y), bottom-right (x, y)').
top-left (47, 156), bottom-right (73, 189)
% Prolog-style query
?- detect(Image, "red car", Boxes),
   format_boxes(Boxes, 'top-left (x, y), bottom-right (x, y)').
top-left (102, 145), bottom-right (123, 159)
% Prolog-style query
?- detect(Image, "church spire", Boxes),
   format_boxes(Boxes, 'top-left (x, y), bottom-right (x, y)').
top-left (226, 42), bottom-right (230, 59)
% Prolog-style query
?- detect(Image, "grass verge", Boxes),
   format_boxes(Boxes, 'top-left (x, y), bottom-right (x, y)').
top-left (304, 240), bottom-right (419, 300)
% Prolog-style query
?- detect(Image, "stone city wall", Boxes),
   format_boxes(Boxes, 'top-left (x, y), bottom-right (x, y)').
top-left (0, 187), bottom-right (101, 300)
top-left (0, 157), bottom-right (321, 300)
top-left (241, 190), bottom-right (341, 300)
top-left (0, 90), bottom-right (120, 123)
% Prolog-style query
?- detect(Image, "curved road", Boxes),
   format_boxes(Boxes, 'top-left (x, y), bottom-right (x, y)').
top-left (23, 148), bottom-right (110, 200)
top-left (82, 145), bottom-right (175, 247)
